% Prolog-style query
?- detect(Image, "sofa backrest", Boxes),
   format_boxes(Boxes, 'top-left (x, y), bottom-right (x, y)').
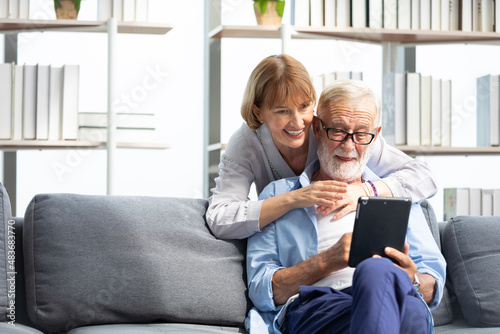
top-left (23, 194), bottom-right (251, 333)
top-left (0, 182), bottom-right (13, 323)
top-left (442, 215), bottom-right (500, 327)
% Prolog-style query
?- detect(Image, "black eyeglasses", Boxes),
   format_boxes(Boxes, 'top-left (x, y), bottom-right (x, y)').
top-left (320, 119), bottom-right (376, 145)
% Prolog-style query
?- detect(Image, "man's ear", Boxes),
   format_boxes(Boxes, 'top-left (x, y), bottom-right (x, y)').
top-left (313, 116), bottom-right (322, 141)
top-left (373, 126), bottom-right (382, 140)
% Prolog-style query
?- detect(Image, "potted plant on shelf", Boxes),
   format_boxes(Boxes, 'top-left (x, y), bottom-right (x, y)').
top-left (54, 0), bottom-right (81, 19)
top-left (253, 0), bottom-right (285, 25)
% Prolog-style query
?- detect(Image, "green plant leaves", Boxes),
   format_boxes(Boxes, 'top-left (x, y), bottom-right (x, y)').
top-left (255, 0), bottom-right (285, 18)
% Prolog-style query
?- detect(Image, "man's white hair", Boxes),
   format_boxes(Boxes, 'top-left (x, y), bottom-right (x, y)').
top-left (317, 79), bottom-right (381, 127)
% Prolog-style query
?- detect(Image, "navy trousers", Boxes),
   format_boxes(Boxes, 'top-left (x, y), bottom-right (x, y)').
top-left (285, 258), bottom-right (429, 334)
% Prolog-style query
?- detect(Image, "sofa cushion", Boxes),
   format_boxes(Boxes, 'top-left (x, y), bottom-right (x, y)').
top-left (0, 182), bottom-right (13, 323)
top-left (67, 323), bottom-right (247, 333)
top-left (419, 200), bottom-right (453, 326)
top-left (442, 215), bottom-right (500, 327)
top-left (23, 194), bottom-right (250, 333)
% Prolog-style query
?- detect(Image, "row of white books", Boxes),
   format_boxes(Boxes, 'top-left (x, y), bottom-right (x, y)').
top-left (0, 63), bottom-right (79, 141)
top-left (292, 0), bottom-right (500, 32)
top-left (0, 0), bottom-right (28, 19)
top-left (443, 188), bottom-right (500, 221)
top-left (382, 72), bottom-right (452, 147)
top-left (311, 70), bottom-right (363, 99)
top-left (78, 112), bottom-right (156, 143)
top-left (97, 0), bottom-right (149, 22)
top-left (476, 74), bottom-right (500, 147)
top-left (0, 0), bottom-right (150, 22)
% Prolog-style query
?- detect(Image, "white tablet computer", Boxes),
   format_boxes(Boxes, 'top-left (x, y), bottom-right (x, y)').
top-left (348, 196), bottom-right (411, 268)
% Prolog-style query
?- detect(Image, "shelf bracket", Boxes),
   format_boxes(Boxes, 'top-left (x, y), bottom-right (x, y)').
top-left (107, 18), bottom-right (117, 195)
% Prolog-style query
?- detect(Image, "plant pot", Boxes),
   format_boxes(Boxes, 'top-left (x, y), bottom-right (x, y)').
top-left (55, 0), bottom-right (79, 20)
top-left (254, 1), bottom-right (283, 26)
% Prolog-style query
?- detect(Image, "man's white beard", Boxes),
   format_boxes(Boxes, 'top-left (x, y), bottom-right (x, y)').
top-left (318, 140), bottom-right (373, 182)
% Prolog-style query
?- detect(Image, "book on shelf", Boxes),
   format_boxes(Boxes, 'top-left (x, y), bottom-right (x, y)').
top-left (497, 0), bottom-right (500, 32)
top-left (472, 0), bottom-right (481, 31)
top-left (23, 64), bottom-right (37, 140)
top-left (420, 0), bottom-right (431, 30)
top-left (19, 0), bottom-right (29, 19)
top-left (49, 66), bottom-right (63, 141)
top-left (476, 74), bottom-right (500, 147)
top-left (449, 0), bottom-right (460, 30)
top-left (351, 0), bottom-right (367, 28)
top-left (78, 126), bottom-right (156, 143)
top-left (494, 189), bottom-right (500, 215)
top-left (292, 0), bottom-right (309, 26)
top-left (406, 72), bottom-right (421, 146)
top-left (382, 72), bottom-right (406, 145)
top-left (441, 79), bottom-right (452, 147)
top-left (123, 0), bottom-right (136, 21)
top-left (335, 71), bottom-right (351, 80)
top-left (440, 0), bottom-right (449, 31)
top-left (469, 188), bottom-right (482, 216)
top-left (411, 0), bottom-right (420, 30)
top-left (443, 188), bottom-right (469, 221)
top-left (430, 0), bottom-right (441, 31)
top-left (0, 1), bottom-right (7, 18)
top-left (336, 0), bottom-right (350, 27)
top-left (36, 65), bottom-right (50, 140)
top-left (350, 71), bottom-right (363, 80)
top-left (462, 0), bottom-right (473, 32)
top-left (482, 0), bottom-right (495, 32)
top-left (12, 65), bottom-right (23, 141)
top-left (135, 0), bottom-right (149, 22)
top-left (397, 0), bottom-right (411, 29)
top-left (431, 77), bottom-right (442, 146)
top-left (420, 75), bottom-right (432, 146)
top-left (113, 0), bottom-right (124, 21)
top-left (62, 64), bottom-right (80, 141)
top-left (383, 0), bottom-right (397, 29)
top-left (482, 189), bottom-right (494, 216)
top-left (368, 0), bottom-right (383, 29)
top-left (98, 0), bottom-right (113, 20)
top-left (310, 0), bottom-right (324, 27)
top-left (0, 63), bottom-right (13, 140)
top-left (78, 112), bottom-right (156, 129)
top-left (324, 0), bottom-right (337, 27)
top-left (8, 0), bottom-right (18, 18)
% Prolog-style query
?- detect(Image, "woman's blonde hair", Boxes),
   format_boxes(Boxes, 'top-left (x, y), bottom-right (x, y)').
top-left (241, 54), bottom-right (316, 130)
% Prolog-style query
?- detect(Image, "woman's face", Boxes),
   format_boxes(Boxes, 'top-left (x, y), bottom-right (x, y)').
top-left (253, 97), bottom-right (314, 152)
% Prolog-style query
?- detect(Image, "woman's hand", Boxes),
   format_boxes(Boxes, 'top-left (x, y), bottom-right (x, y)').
top-left (259, 181), bottom-right (347, 229)
top-left (292, 180), bottom-right (348, 210)
top-left (317, 183), bottom-right (365, 219)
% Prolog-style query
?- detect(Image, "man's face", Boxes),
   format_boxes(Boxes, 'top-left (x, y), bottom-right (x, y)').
top-left (315, 97), bottom-right (380, 183)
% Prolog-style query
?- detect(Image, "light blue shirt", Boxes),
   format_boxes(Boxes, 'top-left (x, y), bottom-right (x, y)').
top-left (245, 159), bottom-right (446, 334)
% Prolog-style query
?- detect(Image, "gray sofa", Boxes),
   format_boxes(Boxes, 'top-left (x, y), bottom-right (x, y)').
top-left (0, 182), bottom-right (499, 333)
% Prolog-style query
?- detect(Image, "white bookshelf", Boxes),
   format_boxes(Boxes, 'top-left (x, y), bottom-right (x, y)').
top-left (1, 18), bottom-right (173, 214)
top-left (204, 18), bottom-right (500, 195)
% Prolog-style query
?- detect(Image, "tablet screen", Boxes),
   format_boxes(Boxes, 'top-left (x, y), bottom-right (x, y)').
top-left (348, 196), bottom-right (411, 268)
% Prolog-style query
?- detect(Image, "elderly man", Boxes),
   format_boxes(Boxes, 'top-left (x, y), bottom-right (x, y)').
top-left (245, 80), bottom-right (445, 334)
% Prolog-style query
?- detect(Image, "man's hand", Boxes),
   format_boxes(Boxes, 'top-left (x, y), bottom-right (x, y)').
top-left (271, 233), bottom-right (352, 305)
top-left (380, 244), bottom-right (437, 305)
